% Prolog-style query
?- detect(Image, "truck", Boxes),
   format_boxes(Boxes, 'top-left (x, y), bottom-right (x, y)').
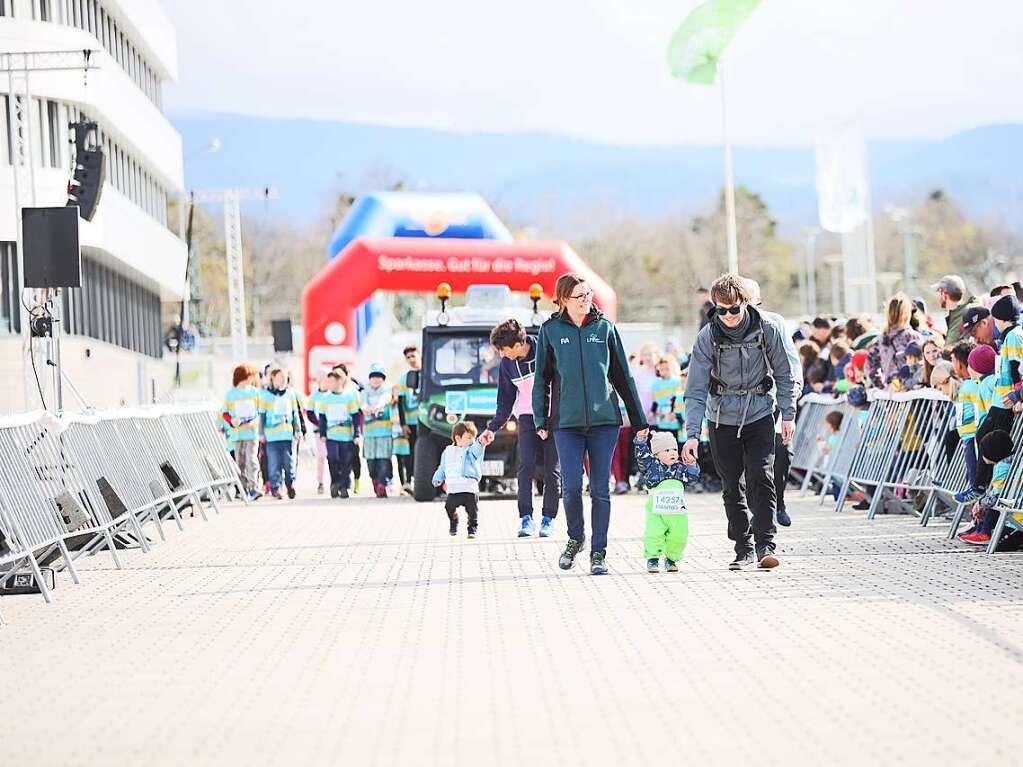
top-left (411, 283), bottom-right (547, 501)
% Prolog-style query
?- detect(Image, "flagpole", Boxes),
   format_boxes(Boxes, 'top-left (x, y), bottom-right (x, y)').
top-left (719, 62), bottom-right (739, 275)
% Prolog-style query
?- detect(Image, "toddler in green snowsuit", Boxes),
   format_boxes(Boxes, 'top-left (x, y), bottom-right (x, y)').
top-left (635, 431), bottom-right (700, 573)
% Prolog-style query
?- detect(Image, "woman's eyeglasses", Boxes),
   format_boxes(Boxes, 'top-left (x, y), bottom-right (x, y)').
top-left (570, 290), bottom-right (594, 302)
top-left (715, 303), bottom-right (743, 315)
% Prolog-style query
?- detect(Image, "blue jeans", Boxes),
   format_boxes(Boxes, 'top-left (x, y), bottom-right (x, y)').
top-left (265, 440), bottom-right (295, 491)
top-left (554, 425), bottom-right (619, 554)
top-left (962, 437), bottom-right (977, 488)
top-left (518, 415), bottom-right (561, 519)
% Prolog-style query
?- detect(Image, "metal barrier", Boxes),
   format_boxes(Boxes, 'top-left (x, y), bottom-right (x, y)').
top-left (792, 388), bottom-right (1023, 554)
top-left (0, 404), bottom-right (242, 625)
top-left (789, 394), bottom-right (848, 492)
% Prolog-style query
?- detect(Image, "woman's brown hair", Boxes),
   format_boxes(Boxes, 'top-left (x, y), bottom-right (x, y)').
top-left (553, 273), bottom-right (586, 309)
top-left (884, 293), bottom-right (913, 334)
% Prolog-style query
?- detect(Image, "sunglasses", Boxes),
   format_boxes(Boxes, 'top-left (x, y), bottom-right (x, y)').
top-left (715, 304), bottom-right (743, 315)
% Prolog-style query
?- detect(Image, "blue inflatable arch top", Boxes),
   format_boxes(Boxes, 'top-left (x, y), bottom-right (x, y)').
top-left (327, 191), bottom-right (514, 260)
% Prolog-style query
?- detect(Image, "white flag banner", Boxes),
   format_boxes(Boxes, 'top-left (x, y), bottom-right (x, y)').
top-left (814, 127), bottom-right (868, 234)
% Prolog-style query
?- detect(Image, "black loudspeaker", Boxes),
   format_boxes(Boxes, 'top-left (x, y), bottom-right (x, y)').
top-left (22, 206), bottom-right (81, 288)
top-left (272, 319), bottom-right (294, 352)
top-left (66, 120), bottom-right (105, 221)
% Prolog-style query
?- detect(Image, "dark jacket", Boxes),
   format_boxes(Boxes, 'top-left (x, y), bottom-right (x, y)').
top-left (486, 336), bottom-right (537, 432)
top-left (634, 436), bottom-right (700, 487)
top-left (532, 308), bottom-right (646, 432)
top-left (944, 296), bottom-right (975, 349)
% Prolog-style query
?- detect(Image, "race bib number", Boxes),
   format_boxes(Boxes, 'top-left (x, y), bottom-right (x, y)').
top-left (273, 397), bottom-right (290, 416)
top-left (651, 489), bottom-right (687, 515)
top-left (326, 404), bottom-right (348, 425)
top-left (234, 400), bottom-right (256, 420)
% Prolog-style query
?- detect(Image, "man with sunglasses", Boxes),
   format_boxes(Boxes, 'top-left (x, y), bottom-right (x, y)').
top-left (682, 274), bottom-right (797, 570)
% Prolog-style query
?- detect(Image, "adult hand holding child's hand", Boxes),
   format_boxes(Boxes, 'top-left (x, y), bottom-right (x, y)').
top-left (682, 438), bottom-right (699, 465)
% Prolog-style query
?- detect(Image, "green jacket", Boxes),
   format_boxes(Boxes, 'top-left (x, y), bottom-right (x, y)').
top-left (532, 308), bottom-right (646, 432)
top-left (945, 297), bottom-right (975, 348)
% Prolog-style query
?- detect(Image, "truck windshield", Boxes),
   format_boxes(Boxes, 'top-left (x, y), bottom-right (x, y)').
top-left (429, 336), bottom-right (501, 387)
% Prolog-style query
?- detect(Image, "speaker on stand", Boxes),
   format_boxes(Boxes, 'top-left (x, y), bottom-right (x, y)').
top-left (22, 206), bottom-right (82, 412)
top-left (271, 319), bottom-right (294, 354)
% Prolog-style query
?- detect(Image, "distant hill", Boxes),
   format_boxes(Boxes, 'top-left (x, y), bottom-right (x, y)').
top-left (172, 114), bottom-right (1023, 236)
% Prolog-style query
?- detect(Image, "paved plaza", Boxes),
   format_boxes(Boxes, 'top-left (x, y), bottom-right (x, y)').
top-left (2, 478), bottom-right (1023, 766)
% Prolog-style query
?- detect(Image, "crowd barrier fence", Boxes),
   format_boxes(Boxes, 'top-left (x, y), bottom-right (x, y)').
top-left (791, 389), bottom-right (1023, 554)
top-left (0, 404), bottom-right (243, 625)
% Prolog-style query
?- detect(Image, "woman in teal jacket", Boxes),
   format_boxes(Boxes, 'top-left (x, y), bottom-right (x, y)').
top-left (533, 273), bottom-right (647, 575)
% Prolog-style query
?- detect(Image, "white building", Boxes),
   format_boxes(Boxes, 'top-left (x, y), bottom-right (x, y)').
top-left (1, 0), bottom-right (185, 410)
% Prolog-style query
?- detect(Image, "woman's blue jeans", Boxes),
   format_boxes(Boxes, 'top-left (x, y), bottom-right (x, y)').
top-left (553, 425), bottom-right (620, 554)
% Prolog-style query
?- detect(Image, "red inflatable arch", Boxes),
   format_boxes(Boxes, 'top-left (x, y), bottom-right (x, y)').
top-left (301, 236), bottom-right (616, 391)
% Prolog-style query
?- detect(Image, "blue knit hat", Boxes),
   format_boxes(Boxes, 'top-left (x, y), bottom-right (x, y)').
top-left (847, 386), bottom-right (868, 408)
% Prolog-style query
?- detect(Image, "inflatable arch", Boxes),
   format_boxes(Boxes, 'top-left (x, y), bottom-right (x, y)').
top-left (328, 192), bottom-right (514, 260)
top-left (301, 237), bottom-right (617, 391)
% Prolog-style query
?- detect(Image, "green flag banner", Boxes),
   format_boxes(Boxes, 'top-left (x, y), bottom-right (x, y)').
top-left (666, 0), bottom-right (761, 84)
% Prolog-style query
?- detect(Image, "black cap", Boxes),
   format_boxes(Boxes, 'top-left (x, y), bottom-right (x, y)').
top-left (812, 317), bottom-right (831, 329)
top-left (980, 430), bottom-right (1015, 463)
top-left (961, 305), bottom-right (990, 332)
top-left (991, 294), bottom-right (1020, 322)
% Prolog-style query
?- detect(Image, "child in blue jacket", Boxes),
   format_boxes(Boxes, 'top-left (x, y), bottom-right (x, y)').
top-left (433, 421), bottom-right (487, 538)
top-left (635, 430), bottom-right (700, 573)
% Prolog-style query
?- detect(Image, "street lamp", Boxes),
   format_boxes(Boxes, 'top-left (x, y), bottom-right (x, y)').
top-left (886, 206), bottom-right (921, 299)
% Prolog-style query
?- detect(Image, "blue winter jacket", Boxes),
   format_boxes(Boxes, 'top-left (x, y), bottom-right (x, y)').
top-left (634, 435), bottom-right (700, 487)
top-left (432, 439), bottom-right (486, 484)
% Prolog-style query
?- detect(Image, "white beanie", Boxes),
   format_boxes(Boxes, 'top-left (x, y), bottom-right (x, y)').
top-left (649, 431), bottom-right (678, 455)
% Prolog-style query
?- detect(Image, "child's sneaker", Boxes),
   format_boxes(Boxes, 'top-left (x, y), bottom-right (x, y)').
top-left (330, 484), bottom-right (340, 499)
top-left (955, 488), bottom-right (981, 504)
top-left (338, 488), bottom-right (349, 499)
top-left (539, 516), bottom-right (553, 537)
top-left (467, 525), bottom-right (478, 539)
top-left (665, 558), bottom-right (679, 573)
top-left (646, 558), bottom-right (660, 573)
top-left (286, 484), bottom-right (296, 500)
top-left (518, 516), bottom-right (535, 537)
top-left (248, 489), bottom-right (263, 501)
top-left (449, 515), bottom-right (458, 536)
top-left (353, 477), bottom-right (361, 495)
top-left (959, 530), bottom-right (991, 545)
top-left (590, 551), bottom-right (608, 575)
top-left (271, 489), bottom-right (283, 500)
top-left (317, 483), bottom-right (324, 495)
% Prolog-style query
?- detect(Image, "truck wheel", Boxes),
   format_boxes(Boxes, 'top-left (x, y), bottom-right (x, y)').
top-left (413, 425), bottom-right (441, 502)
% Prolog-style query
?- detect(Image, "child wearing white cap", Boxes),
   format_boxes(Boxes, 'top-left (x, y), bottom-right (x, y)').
top-left (635, 430), bottom-right (700, 573)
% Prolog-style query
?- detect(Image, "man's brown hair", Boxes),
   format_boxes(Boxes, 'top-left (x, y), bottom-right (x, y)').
top-left (452, 421), bottom-right (478, 440)
top-left (490, 319), bottom-right (528, 350)
top-left (709, 273), bottom-right (751, 307)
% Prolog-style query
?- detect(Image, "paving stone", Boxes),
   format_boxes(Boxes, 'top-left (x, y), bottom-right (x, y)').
top-left (2, 479), bottom-right (1022, 766)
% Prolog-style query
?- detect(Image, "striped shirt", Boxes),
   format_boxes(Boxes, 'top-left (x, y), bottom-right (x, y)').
top-left (222, 385), bottom-right (261, 442)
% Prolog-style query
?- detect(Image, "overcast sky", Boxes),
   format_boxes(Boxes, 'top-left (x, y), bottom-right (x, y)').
top-left (163, 0), bottom-right (1023, 147)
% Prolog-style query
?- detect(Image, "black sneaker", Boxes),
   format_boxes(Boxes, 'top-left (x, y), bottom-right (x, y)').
top-left (339, 488), bottom-right (349, 499)
top-left (853, 499), bottom-right (870, 510)
top-left (590, 551), bottom-right (608, 575)
top-left (646, 557), bottom-right (660, 573)
top-left (559, 539), bottom-right (584, 570)
top-left (330, 484), bottom-right (340, 499)
top-left (777, 508), bottom-right (791, 527)
top-left (449, 514), bottom-right (459, 537)
top-left (729, 552), bottom-right (755, 570)
top-left (467, 525), bottom-right (477, 539)
top-left (756, 547), bottom-right (780, 569)
top-left (664, 558), bottom-right (679, 573)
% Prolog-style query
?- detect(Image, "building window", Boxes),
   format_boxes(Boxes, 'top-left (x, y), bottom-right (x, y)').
top-left (1, 242), bottom-right (21, 335)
